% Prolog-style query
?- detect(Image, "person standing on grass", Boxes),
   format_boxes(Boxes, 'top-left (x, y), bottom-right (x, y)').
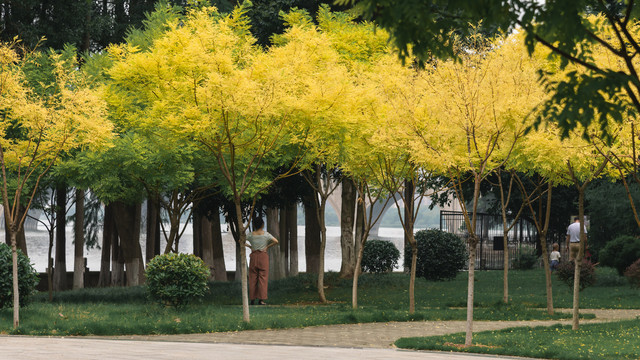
top-left (246, 216), bottom-right (278, 305)
top-left (566, 217), bottom-right (587, 261)
top-left (550, 243), bottom-right (561, 271)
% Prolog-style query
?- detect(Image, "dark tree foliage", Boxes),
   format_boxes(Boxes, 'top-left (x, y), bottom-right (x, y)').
top-left (0, 0), bottom-right (215, 51)
top-left (586, 179), bottom-right (640, 259)
top-left (246, 0), bottom-right (350, 47)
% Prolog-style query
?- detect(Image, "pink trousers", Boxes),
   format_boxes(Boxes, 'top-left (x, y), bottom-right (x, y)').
top-left (249, 251), bottom-right (269, 300)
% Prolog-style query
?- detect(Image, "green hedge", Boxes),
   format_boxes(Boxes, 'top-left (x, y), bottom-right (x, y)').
top-left (0, 243), bottom-right (39, 309)
top-left (405, 229), bottom-right (467, 281)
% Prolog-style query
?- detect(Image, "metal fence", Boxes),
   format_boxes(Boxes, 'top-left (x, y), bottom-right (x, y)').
top-left (440, 210), bottom-right (538, 270)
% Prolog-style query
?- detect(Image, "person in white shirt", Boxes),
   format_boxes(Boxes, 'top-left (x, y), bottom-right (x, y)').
top-left (566, 217), bottom-right (587, 261)
top-left (549, 243), bottom-right (561, 271)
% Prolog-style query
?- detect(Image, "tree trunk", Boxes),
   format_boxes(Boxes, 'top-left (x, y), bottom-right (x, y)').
top-left (200, 213), bottom-right (215, 280)
top-left (10, 231), bottom-right (19, 328)
top-left (280, 207), bottom-right (290, 277)
top-left (267, 207), bottom-right (284, 280)
top-left (53, 184), bottom-right (67, 291)
top-left (73, 189), bottom-right (85, 290)
top-left (317, 200), bottom-right (327, 303)
top-left (111, 225), bottom-right (125, 287)
top-left (5, 210), bottom-right (28, 256)
top-left (502, 231), bottom-right (509, 304)
top-left (211, 207), bottom-right (227, 281)
top-left (404, 180), bottom-right (416, 313)
top-left (112, 201), bottom-right (145, 286)
top-left (542, 183), bottom-right (554, 315)
top-left (340, 177), bottom-right (356, 278)
top-left (145, 196), bottom-right (161, 263)
top-left (234, 200), bottom-right (250, 323)
top-left (288, 203), bottom-right (298, 276)
top-left (465, 238), bottom-right (478, 345)
top-left (572, 187), bottom-right (586, 330)
top-left (193, 212), bottom-right (202, 258)
top-left (304, 198), bottom-right (321, 274)
top-left (98, 203), bottom-right (113, 287)
top-left (351, 234), bottom-right (366, 309)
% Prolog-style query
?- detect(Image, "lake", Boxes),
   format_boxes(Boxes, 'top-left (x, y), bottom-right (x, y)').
top-left (6, 225), bottom-right (407, 273)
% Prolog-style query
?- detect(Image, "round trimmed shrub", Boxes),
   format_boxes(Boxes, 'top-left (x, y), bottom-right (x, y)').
top-left (599, 235), bottom-right (640, 275)
top-left (404, 229), bottom-right (467, 281)
top-left (145, 253), bottom-right (210, 307)
top-left (361, 240), bottom-right (400, 273)
top-left (0, 243), bottom-right (39, 309)
top-left (624, 258), bottom-right (640, 288)
top-left (555, 259), bottom-right (597, 291)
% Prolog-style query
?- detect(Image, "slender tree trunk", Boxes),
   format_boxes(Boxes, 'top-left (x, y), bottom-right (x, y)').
top-left (233, 200), bottom-right (250, 323)
top-left (404, 180), bottom-right (416, 313)
top-left (317, 200), bottom-right (327, 303)
top-left (502, 230), bottom-right (509, 304)
top-left (304, 198), bottom-right (321, 273)
top-left (10, 231), bottom-right (19, 327)
top-left (53, 184), bottom-right (67, 291)
top-left (288, 204), bottom-right (298, 276)
top-left (211, 207), bottom-right (227, 281)
top-left (73, 189), bottom-right (85, 289)
top-left (145, 196), bottom-right (160, 262)
top-left (542, 184), bottom-right (554, 315)
top-left (465, 238), bottom-right (478, 345)
top-left (98, 203), bottom-right (113, 287)
top-left (351, 231), bottom-right (366, 309)
top-left (572, 187), bottom-right (586, 330)
top-left (340, 178), bottom-right (356, 278)
top-left (47, 231), bottom-right (54, 301)
top-left (464, 175), bottom-right (482, 346)
top-left (279, 207), bottom-right (290, 277)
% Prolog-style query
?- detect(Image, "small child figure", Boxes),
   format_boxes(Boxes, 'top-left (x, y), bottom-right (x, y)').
top-left (550, 243), bottom-right (561, 271)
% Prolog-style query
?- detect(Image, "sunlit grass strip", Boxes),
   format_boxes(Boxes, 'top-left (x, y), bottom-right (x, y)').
top-left (395, 319), bottom-right (640, 360)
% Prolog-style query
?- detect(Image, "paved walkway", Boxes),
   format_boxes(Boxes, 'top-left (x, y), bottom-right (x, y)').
top-left (1, 309), bottom-right (638, 359)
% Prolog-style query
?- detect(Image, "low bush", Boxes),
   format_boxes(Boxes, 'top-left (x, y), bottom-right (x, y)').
top-left (555, 259), bottom-right (597, 291)
top-left (405, 229), bottom-right (467, 281)
top-left (0, 243), bottom-right (39, 309)
top-left (145, 253), bottom-right (210, 308)
top-left (599, 235), bottom-right (640, 275)
top-left (361, 240), bottom-right (400, 273)
top-left (624, 258), bottom-right (640, 288)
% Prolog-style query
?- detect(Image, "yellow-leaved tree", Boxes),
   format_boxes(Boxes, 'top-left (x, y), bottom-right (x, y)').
top-left (106, 4), bottom-right (357, 321)
top-left (0, 41), bottom-right (112, 328)
top-left (403, 31), bottom-right (544, 345)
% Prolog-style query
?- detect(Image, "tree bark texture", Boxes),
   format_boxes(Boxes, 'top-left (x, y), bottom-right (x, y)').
top-left (340, 178), bottom-right (356, 278)
top-left (304, 198), bottom-right (321, 274)
top-left (211, 207), bottom-right (227, 281)
top-left (53, 184), bottom-right (67, 291)
top-left (112, 201), bottom-right (145, 286)
top-left (279, 207), bottom-right (290, 277)
top-left (145, 196), bottom-right (161, 263)
top-left (73, 188), bottom-right (85, 290)
top-left (98, 203), bottom-right (114, 287)
top-left (288, 203), bottom-right (298, 276)
top-left (266, 208), bottom-right (284, 280)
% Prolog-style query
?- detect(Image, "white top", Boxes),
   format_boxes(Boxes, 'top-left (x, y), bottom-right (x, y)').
top-left (550, 250), bottom-right (561, 262)
top-left (566, 221), bottom-right (587, 243)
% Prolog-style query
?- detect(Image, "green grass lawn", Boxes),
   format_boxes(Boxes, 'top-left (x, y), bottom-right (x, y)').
top-left (0, 268), bottom-right (636, 336)
top-left (395, 320), bottom-right (640, 360)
